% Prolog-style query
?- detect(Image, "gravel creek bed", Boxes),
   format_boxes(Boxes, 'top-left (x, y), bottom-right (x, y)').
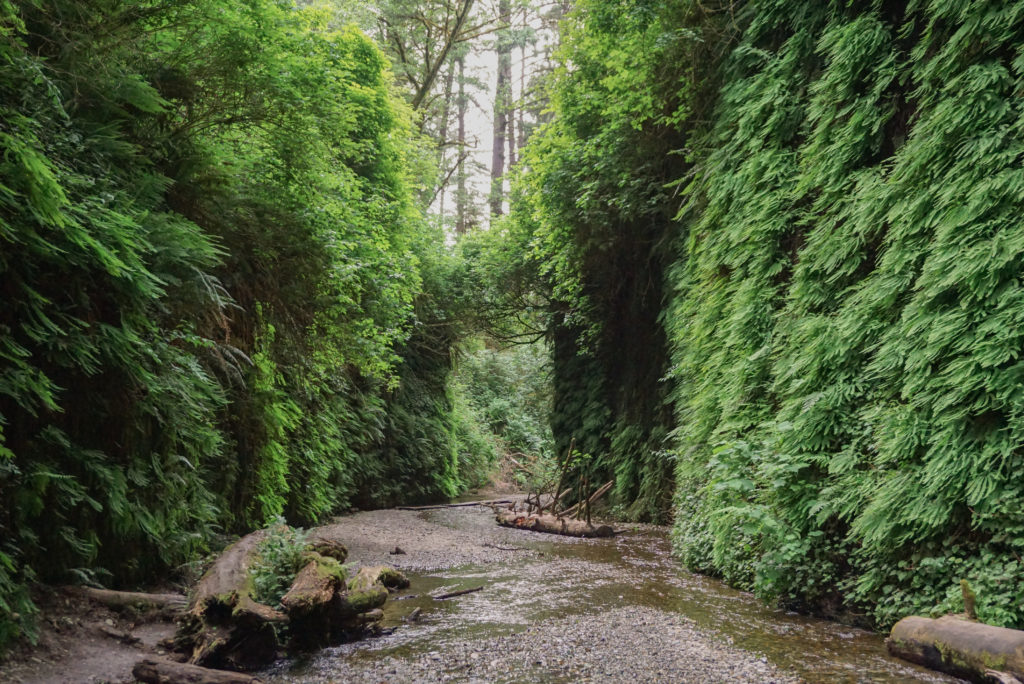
top-left (262, 505), bottom-right (960, 683)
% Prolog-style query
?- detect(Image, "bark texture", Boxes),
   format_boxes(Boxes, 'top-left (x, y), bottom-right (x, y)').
top-left (69, 587), bottom-right (187, 616)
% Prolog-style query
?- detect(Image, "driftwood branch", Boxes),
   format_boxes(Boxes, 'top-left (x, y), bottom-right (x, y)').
top-left (67, 586), bottom-right (187, 615)
top-left (559, 480), bottom-right (614, 520)
top-left (396, 498), bottom-right (515, 511)
top-left (496, 510), bottom-right (614, 538)
top-left (432, 586), bottom-right (484, 600)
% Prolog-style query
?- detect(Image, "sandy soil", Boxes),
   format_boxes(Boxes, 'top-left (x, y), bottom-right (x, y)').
top-left (0, 587), bottom-right (177, 684)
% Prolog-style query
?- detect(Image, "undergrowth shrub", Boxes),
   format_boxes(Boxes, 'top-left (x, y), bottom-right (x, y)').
top-left (249, 521), bottom-right (310, 607)
top-left (453, 342), bottom-right (553, 464)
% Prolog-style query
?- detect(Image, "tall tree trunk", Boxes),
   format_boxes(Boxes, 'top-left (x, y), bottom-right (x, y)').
top-left (489, 0), bottom-right (512, 217)
top-left (438, 58), bottom-right (456, 217)
top-left (518, 17), bottom-right (526, 154)
top-left (456, 55), bottom-right (470, 236)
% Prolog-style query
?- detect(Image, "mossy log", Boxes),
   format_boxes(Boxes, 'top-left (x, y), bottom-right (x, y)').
top-left (132, 657), bottom-right (263, 684)
top-left (175, 529), bottom-right (403, 668)
top-left (280, 553), bottom-right (346, 617)
top-left (176, 529), bottom-right (283, 671)
top-left (278, 552), bottom-right (347, 648)
top-left (307, 537), bottom-right (348, 563)
top-left (495, 510), bottom-right (614, 538)
top-left (887, 615), bottom-right (1024, 683)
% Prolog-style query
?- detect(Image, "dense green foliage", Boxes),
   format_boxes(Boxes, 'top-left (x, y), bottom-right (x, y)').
top-left (515, 0), bottom-right (1024, 629)
top-left (509, 0), bottom-right (717, 522)
top-left (0, 0), bottom-right (473, 649)
top-left (454, 342), bottom-right (552, 463)
top-left (670, 0), bottom-right (1024, 629)
top-left (5, 0), bottom-right (1023, 654)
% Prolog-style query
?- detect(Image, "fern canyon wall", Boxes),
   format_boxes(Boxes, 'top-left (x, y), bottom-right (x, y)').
top-left (3, 0), bottom-right (1024, 654)
top-left (517, 0), bottom-right (1024, 630)
top-left (0, 0), bottom-right (488, 646)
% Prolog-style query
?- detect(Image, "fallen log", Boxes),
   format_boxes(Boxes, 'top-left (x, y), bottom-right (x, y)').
top-left (132, 657), bottom-right (263, 684)
top-left (887, 615), bottom-right (1024, 683)
top-left (279, 552), bottom-right (347, 647)
top-left (174, 528), bottom-right (405, 667)
top-left (495, 510), bottom-right (614, 538)
top-left (67, 586), bottom-right (187, 616)
top-left (396, 498), bottom-right (515, 511)
top-left (280, 553), bottom-right (345, 617)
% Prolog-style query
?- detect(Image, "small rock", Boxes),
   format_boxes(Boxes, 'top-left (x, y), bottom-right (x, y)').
top-left (391, 546), bottom-right (407, 555)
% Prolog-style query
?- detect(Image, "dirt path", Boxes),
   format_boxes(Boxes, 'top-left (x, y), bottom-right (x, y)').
top-left (0, 587), bottom-right (177, 684)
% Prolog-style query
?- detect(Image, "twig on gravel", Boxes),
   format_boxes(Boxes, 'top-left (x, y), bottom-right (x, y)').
top-left (432, 586), bottom-right (484, 600)
top-left (98, 625), bottom-right (141, 645)
top-left (482, 543), bottom-right (529, 552)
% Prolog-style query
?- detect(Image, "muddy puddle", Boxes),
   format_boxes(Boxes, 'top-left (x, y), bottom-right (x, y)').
top-left (266, 507), bottom-right (958, 683)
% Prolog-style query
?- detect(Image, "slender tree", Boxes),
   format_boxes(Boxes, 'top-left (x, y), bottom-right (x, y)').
top-left (489, 0), bottom-right (513, 216)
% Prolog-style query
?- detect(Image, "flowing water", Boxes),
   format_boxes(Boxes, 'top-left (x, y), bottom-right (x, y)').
top-left (268, 506), bottom-right (958, 683)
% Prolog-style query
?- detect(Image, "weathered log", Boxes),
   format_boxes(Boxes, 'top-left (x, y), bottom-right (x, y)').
top-left (68, 586), bottom-right (187, 616)
top-left (132, 657), bottom-right (263, 684)
top-left (280, 553), bottom-right (345, 617)
top-left (887, 615), bottom-right (1024, 683)
top-left (187, 529), bottom-right (270, 619)
top-left (176, 529), bottom-right (282, 670)
top-left (307, 537), bottom-right (348, 563)
top-left (495, 510), bottom-right (614, 538)
top-left (278, 552), bottom-right (347, 648)
top-left (175, 528), bottom-right (406, 666)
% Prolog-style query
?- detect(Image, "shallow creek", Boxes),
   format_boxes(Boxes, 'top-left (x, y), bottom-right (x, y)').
top-left (266, 506), bottom-right (957, 683)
